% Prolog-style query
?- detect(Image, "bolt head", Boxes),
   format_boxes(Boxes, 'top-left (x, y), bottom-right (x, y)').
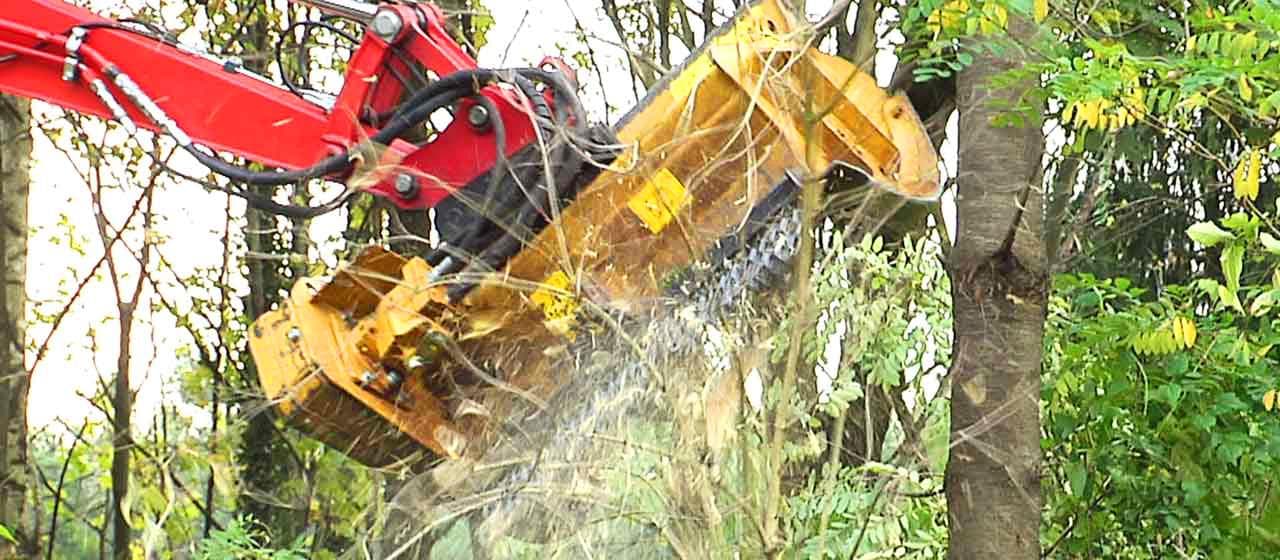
top-left (286, 327), bottom-right (302, 343)
top-left (385, 370), bottom-right (403, 387)
top-left (359, 371), bottom-right (377, 386)
top-left (370, 10), bottom-right (404, 41)
top-left (394, 174), bottom-right (418, 198)
top-left (467, 104), bottom-right (491, 129)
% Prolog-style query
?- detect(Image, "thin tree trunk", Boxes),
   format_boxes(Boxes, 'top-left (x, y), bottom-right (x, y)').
top-left (657, 0), bottom-right (672, 69)
top-left (701, 0), bottom-right (716, 37)
top-left (945, 16), bottom-right (1046, 560)
top-left (109, 313), bottom-right (134, 560)
top-left (234, 8), bottom-right (310, 541)
top-left (102, 179), bottom-right (152, 560)
top-left (834, 0), bottom-right (878, 68)
top-left (0, 95), bottom-right (35, 557)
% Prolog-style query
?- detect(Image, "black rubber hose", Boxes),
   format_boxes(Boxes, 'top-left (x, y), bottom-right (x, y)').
top-left (521, 68), bottom-right (588, 136)
top-left (445, 144), bottom-right (585, 300)
top-left (192, 67), bottom-right (593, 190)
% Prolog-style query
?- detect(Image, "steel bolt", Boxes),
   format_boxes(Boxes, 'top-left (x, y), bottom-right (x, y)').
top-left (385, 369), bottom-right (403, 388)
top-left (467, 104), bottom-right (491, 130)
top-left (286, 327), bottom-right (302, 343)
top-left (370, 9), bottom-right (404, 41)
top-left (358, 371), bottom-right (377, 387)
top-left (418, 331), bottom-right (449, 360)
top-left (394, 174), bottom-right (418, 199)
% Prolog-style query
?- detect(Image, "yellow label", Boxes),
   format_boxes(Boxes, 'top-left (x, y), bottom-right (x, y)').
top-left (530, 270), bottom-right (578, 336)
top-left (627, 168), bottom-right (690, 234)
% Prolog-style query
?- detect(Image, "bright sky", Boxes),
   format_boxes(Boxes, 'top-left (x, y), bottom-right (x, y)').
top-left (24, 0), bottom-right (955, 432)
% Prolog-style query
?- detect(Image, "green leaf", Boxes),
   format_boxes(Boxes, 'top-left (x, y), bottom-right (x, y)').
top-left (1067, 463), bottom-right (1087, 498)
top-left (0, 524), bottom-right (16, 545)
top-left (1187, 222), bottom-right (1234, 247)
top-left (1156, 383), bottom-right (1184, 406)
top-left (1220, 212), bottom-right (1256, 233)
top-left (1220, 284), bottom-right (1245, 313)
top-left (1196, 278), bottom-right (1222, 296)
top-left (1261, 232), bottom-right (1280, 255)
top-left (1182, 479), bottom-right (1207, 506)
top-left (1251, 290), bottom-right (1275, 316)
top-left (1222, 244), bottom-right (1244, 294)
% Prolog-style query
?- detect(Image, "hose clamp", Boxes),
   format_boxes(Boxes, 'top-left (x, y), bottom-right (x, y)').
top-left (61, 27), bottom-right (88, 81)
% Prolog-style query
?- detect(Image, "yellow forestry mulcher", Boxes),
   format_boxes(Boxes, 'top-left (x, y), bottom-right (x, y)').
top-left (240, 0), bottom-right (941, 467)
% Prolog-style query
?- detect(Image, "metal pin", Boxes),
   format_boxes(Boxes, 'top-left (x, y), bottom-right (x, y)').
top-left (427, 256), bottom-right (455, 283)
top-left (370, 9), bottom-right (404, 41)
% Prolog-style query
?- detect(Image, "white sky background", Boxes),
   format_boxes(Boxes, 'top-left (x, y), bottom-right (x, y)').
top-left (25, 0), bottom-right (957, 431)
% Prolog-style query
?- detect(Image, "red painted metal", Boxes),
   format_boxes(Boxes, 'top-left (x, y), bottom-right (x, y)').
top-left (0, 0), bottom-right (547, 210)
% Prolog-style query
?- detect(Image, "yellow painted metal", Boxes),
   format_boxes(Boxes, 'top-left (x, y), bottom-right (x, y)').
top-left (527, 271), bottom-right (578, 327)
top-left (249, 248), bottom-right (465, 465)
top-left (249, 0), bottom-right (942, 467)
top-left (626, 168), bottom-right (691, 234)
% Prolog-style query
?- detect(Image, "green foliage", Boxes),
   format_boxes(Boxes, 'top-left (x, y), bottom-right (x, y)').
top-left (1044, 178), bottom-right (1280, 557)
top-left (195, 515), bottom-right (309, 560)
top-left (902, 0), bottom-right (1280, 289)
top-left (1044, 271), bottom-right (1280, 554)
top-left (787, 463), bottom-right (947, 559)
top-left (776, 233), bottom-right (952, 557)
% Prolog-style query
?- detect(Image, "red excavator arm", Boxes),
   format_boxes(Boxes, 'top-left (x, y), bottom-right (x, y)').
top-left (0, 0), bottom-right (556, 210)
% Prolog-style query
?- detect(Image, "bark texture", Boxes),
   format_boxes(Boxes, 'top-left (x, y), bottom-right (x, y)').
top-left (0, 95), bottom-right (35, 556)
top-left (944, 16), bottom-right (1047, 560)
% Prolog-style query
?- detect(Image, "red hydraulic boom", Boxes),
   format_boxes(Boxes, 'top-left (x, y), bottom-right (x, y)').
top-left (0, 0), bottom-right (567, 210)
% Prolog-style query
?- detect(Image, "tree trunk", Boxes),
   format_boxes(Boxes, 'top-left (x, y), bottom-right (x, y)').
top-left (945, 16), bottom-right (1046, 560)
top-left (233, 8), bottom-right (310, 542)
top-left (109, 314), bottom-right (133, 560)
top-left (0, 95), bottom-right (35, 556)
top-left (101, 171), bottom-right (153, 560)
